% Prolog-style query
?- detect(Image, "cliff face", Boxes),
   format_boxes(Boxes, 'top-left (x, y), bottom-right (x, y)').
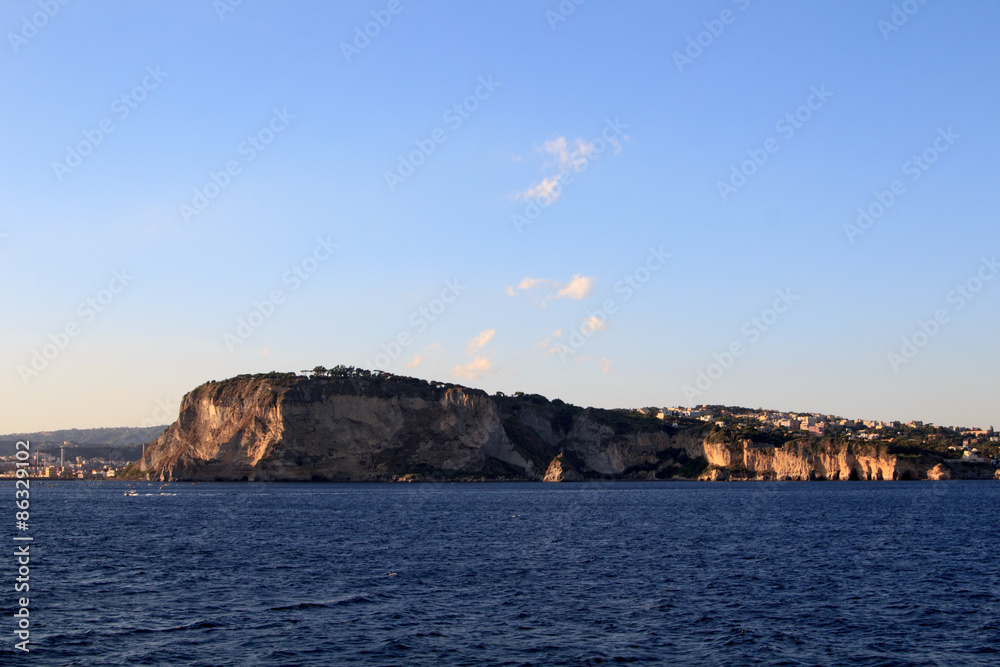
top-left (699, 439), bottom-right (922, 481)
top-left (141, 376), bottom-right (531, 481)
top-left (135, 372), bottom-right (963, 482)
top-left (542, 455), bottom-right (583, 482)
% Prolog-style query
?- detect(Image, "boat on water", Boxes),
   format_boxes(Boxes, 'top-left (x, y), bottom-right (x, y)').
top-left (124, 490), bottom-right (138, 496)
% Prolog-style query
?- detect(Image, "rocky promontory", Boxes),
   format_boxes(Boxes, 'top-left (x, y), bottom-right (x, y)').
top-left (129, 368), bottom-right (991, 482)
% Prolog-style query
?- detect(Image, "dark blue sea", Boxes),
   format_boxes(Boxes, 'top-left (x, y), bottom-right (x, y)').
top-left (2, 480), bottom-right (998, 665)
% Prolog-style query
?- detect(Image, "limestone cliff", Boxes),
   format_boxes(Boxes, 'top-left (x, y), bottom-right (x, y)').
top-left (698, 439), bottom-right (922, 481)
top-left (542, 454), bottom-right (583, 482)
top-left (139, 373), bottom-right (530, 481)
top-left (132, 370), bottom-right (974, 482)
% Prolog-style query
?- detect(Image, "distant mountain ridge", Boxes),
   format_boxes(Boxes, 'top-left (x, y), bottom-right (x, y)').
top-left (1, 425), bottom-right (169, 447)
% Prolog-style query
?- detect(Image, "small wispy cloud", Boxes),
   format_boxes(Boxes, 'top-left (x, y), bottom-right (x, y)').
top-left (521, 175), bottom-right (562, 203)
top-left (536, 329), bottom-right (563, 352)
top-left (543, 136), bottom-right (596, 172)
top-left (556, 275), bottom-right (596, 300)
top-left (466, 329), bottom-right (496, 355)
top-left (516, 135), bottom-right (602, 204)
top-left (581, 315), bottom-right (608, 334)
top-left (513, 274), bottom-right (596, 305)
top-left (599, 358), bottom-right (612, 373)
top-left (450, 356), bottom-right (495, 381)
top-left (519, 277), bottom-right (556, 291)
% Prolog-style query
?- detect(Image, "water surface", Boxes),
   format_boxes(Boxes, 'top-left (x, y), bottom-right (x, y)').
top-left (3, 480), bottom-right (998, 665)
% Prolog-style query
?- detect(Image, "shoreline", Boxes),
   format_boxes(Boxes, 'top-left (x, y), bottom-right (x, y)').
top-left (8, 476), bottom-right (996, 484)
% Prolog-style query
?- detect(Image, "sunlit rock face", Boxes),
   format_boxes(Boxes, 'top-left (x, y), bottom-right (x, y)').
top-left (137, 371), bottom-right (960, 483)
top-left (542, 455), bottom-right (583, 482)
top-left (927, 464), bottom-right (952, 481)
top-left (699, 440), bottom-right (925, 481)
top-left (140, 375), bottom-right (531, 482)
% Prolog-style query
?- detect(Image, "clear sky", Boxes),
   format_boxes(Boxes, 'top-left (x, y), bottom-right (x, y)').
top-left (2, 0), bottom-right (998, 433)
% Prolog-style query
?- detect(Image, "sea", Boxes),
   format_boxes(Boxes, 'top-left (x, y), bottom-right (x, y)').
top-left (2, 480), bottom-right (998, 665)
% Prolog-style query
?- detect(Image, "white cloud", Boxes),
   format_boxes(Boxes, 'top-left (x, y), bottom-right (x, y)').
top-left (542, 136), bottom-right (567, 161)
top-left (514, 274), bottom-right (596, 304)
top-left (514, 132), bottom-right (625, 207)
top-left (536, 329), bottom-right (563, 351)
top-left (518, 138), bottom-right (598, 203)
top-left (519, 276), bottom-right (558, 291)
top-left (556, 275), bottom-right (596, 300)
top-left (466, 329), bottom-right (496, 355)
top-left (450, 356), bottom-right (495, 381)
top-left (504, 285), bottom-right (516, 296)
top-left (521, 175), bottom-right (562, 203)
top-left (405, 354), bottom-right (422, 369)
top-left (543, 136), bottom-right (596, 172)
top-left (599, 358), bottom-right (612, 373)
top-left (581, 315), bottom-right (608, 334)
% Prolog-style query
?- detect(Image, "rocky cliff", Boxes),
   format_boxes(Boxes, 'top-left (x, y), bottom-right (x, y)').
top-left (131, 370), bottom-right (978, 482)
top-left (698, 439), bottom-right (922, 481)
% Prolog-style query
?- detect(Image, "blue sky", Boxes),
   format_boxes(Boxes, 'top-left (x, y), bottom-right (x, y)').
top-left (2, 0), bottom-right (998, 433)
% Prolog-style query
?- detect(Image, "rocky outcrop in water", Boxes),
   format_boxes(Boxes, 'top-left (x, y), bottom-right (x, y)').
top-left (543, 454), bottom-right (584, 482)
top-left (131, 370), bottom-right (985, 482)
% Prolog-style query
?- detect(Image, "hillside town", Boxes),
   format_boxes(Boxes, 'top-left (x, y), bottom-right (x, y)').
top-left (0, 444), bottom-right (137, 480)
top-left (630, 405), bottom-right (1000, 466)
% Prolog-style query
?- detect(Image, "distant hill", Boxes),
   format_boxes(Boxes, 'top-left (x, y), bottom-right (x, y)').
top-left (0, 425), bottom-right (169, 458)
top-left (0, 441), bottom-right (147, 462)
